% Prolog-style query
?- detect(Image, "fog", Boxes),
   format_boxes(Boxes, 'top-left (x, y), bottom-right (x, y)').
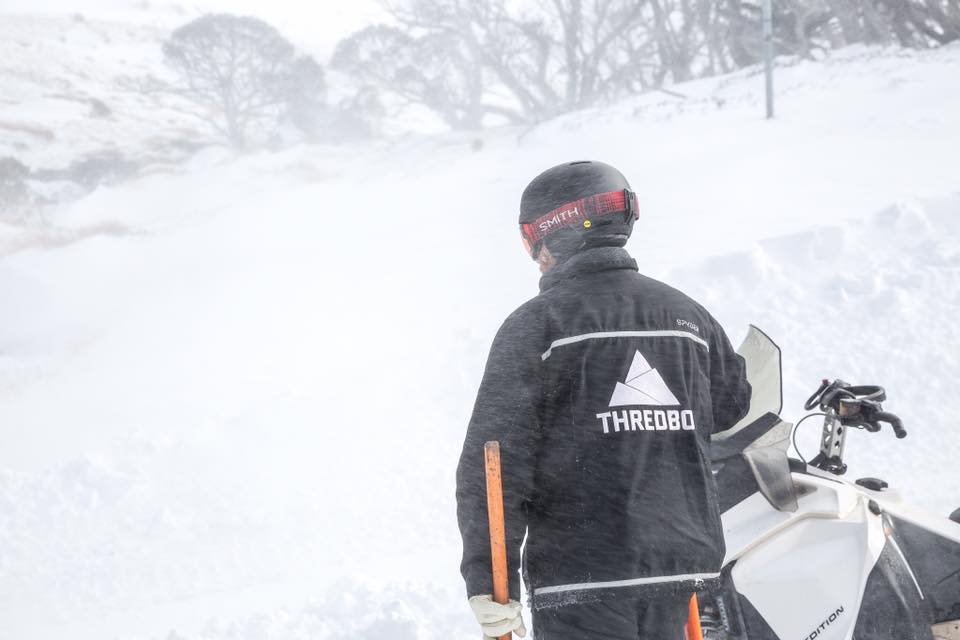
top-left (1, 3), bottom-right (959, 639)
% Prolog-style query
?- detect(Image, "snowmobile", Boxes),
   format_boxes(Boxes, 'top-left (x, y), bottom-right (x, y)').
top-left (700, 327), bottom-right (960, 640)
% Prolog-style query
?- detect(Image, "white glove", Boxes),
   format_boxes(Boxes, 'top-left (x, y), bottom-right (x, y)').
top-left (469, 594), bottom-right (528, 639)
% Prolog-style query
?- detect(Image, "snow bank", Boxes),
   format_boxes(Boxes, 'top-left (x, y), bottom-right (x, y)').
top-left (671, 195), bottom-right (960, 508)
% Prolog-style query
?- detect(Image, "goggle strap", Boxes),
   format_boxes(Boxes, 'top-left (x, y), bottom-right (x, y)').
top-left (522, 189), bottom-right (638, 245)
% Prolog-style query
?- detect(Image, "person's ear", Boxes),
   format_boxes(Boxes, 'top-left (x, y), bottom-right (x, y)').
top-left (538, 244), bottom-right (557, 273)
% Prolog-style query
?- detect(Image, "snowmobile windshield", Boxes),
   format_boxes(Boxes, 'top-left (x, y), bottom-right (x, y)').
top-left (716, 325), bottom-right (783, 440)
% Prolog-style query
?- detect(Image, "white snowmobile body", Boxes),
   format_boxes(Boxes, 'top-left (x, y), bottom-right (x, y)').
top-left (705, 327), bottom-right (960, 640)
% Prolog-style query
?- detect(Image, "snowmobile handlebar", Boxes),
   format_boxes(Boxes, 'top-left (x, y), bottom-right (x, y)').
top-left (804, 380), bottom-right (885, 411)
top-left (804, 379), bottom-right (907, 475)
top-left (804, 379), bottom-right (907, 439)
top-left (873, 411), bottom-right (907, 439)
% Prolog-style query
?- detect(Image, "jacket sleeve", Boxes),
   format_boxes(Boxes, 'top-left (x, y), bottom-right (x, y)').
top-left (707, 317), bottom-right (751, 435)
top-left (456, 305), bottom-right (545, 600)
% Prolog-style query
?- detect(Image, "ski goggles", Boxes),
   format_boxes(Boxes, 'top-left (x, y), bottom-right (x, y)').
top-left (520, 188), bottom-right (639, 260)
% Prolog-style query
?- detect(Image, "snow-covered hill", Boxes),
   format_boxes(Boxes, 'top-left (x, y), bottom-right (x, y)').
top-left (0, 25), bottom-right (958, 639)
top-left (0, 13), bottom-right (199, 169)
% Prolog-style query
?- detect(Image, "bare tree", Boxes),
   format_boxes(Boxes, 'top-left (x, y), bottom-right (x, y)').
top-left (335, 0), bottom-right (652, 126)
top-left (282, 55), bottom-right (329, 140)
top-left (331, 0), bottom-right (960, 132)
top-left (331, 23), bottom-right (490, 129)
top-left (491, 0), bottom-right (650, 115)
top-left (0, 157), bottom-right (34, 216)
top-left (161, 14), bottom-right (302, 148)
top-left (876, 0), bottom-right (960, 47)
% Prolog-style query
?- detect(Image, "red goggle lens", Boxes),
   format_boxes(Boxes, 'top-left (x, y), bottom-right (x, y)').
top-left (520, 224), bottom-right (539, 260)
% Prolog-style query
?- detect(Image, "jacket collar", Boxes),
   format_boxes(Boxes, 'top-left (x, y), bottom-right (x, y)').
top-left (539, 246), bottom-right (638, 292)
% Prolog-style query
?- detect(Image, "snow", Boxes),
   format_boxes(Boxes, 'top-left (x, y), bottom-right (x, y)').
top-left (0, 14), bottom-right (192, 169)
top-left (1, 17), bottom-right (959, 638)
top-left (673, 195), bottom-right (960, 502)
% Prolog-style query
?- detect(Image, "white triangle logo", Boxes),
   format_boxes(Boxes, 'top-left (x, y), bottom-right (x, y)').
top-left (608, 350), bottom-right (680, 407)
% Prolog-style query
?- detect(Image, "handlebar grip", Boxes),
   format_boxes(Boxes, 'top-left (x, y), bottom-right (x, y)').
top-left (875, 411), bottom-right (907, 439)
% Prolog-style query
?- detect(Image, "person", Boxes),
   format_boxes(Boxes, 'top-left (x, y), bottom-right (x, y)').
top-left (455, 160), bottom-right (751, 639)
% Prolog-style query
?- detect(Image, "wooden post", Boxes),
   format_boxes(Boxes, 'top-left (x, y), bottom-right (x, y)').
top-left (763, 0), bottom-right (775, 119)
top-left (484, 441), bottom-right (512, 640)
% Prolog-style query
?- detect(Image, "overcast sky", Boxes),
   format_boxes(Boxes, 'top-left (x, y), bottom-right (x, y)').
top-left (0, 0), bottom-right (388, 55)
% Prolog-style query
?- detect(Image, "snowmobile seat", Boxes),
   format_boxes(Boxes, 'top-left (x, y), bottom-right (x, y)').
top-left (711, 412), bottom-right (782, 462)
top-left (711, 412), bottom-right (799, 513)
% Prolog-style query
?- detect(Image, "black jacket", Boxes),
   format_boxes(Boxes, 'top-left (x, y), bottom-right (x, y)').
top-left (456, 247), bottom-right (750, 609)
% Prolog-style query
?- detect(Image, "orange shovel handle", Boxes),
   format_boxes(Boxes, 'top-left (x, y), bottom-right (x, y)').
top-left (484, 441), bottom-right (512, 640)
top-left (686, 593), bottom-right (703, 640)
